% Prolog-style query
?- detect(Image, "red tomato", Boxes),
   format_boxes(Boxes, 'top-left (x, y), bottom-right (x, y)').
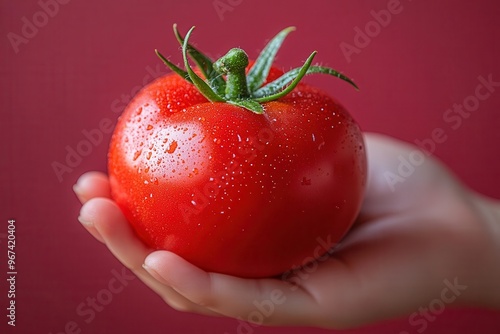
top-left (108, 26), bottom-right (366, 278)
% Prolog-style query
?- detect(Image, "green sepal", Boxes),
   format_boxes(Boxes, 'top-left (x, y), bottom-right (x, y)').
top-left (254, 51), bottom-right (317, 103)
top-left (228, 99), bottom-right (264, 114)
top-left (182, 27), bottom-right (225, 102)
top-left (155, 49), bottom-right (192, 83)
top-left (247, 27), bottom-right (295, 92)
top-left (253, 64), bottom-right (358, 98)
top-left (173, 24), bottom-right (226, 96)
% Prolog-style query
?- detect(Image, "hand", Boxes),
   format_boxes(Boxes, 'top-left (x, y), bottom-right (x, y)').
top-left (74, 133), bottom-right (500, 329)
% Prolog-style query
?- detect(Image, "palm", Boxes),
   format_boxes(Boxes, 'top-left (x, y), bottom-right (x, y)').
top-left (75, 133), bottom-right (492, 328)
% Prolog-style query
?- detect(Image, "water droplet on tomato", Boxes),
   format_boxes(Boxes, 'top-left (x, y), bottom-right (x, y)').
top-left (166, 140), bottom-right (178, 154)
top-left (133, 150), bottom-right (142, 161)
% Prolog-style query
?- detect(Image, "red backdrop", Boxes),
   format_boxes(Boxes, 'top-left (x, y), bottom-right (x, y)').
top-left (1, 0), bottom-right (500, 333)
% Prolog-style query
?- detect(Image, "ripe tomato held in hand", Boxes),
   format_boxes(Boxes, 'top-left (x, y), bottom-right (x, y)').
top-left (108, 26), bottom-right (366, 278)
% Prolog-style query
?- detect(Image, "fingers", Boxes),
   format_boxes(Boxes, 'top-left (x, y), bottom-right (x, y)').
top-left (73, 171), bottom-right (111, 204)
top-left (73, 168), bottom-right (433, 327)
top-left (80, 198), bottom-right (150, 270)
top-left (144, 251), bottom-right (324, 327)
top-left (78, 197), bottom-right (218, 316)
top-left (74, 171), bottom-right (111, 242)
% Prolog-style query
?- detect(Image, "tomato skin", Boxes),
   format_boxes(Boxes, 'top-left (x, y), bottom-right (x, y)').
top-left (108, 67), bottom-right (366, 278)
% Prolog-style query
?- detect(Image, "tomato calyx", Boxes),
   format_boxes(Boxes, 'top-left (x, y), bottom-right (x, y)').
top-left (156, 25), bottom-right (359, 114)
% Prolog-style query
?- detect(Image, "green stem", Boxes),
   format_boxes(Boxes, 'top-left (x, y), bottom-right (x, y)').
top-left (157, 25), bottom-right (358, 114)
top-left (214, 48), bottom-right (250, 100)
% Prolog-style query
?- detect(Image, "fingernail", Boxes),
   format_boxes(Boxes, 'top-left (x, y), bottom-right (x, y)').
top-left (78, 214), bottom-right (104, 242)
top-left (73, 184), bottom-right (87, 203)
top-left (142, 263), bottom-right (170, 286)
top-left (77, 215), bottom-right (93, 227)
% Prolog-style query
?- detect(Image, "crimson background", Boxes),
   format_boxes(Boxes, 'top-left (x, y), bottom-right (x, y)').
top-left (1, 0), bottom-right (500, 333)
